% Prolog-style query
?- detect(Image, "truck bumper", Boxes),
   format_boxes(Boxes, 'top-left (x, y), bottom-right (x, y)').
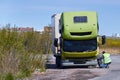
top-left (62, 50), bottom-right (98, 60)
top-left (61, 59), bottom-right (97, 66)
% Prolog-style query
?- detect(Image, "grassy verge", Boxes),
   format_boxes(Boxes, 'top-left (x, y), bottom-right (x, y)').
top-left (99, 37), bottom-right (120, 54)
top-left (0, 26), bottom-right (51, 79)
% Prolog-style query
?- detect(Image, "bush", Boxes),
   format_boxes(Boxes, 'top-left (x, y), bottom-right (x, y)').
top-left (0, 25), bottom-right (52, 79)
top-left (100, 37), bottom-right (120, 54)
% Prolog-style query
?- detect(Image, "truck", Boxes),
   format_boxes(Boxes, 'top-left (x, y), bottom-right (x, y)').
top-left (51, 11), bottom-right (106, 68)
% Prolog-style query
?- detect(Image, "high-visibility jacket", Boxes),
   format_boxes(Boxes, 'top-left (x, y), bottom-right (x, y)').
top-left (103, 53), bottom-right (112, 64)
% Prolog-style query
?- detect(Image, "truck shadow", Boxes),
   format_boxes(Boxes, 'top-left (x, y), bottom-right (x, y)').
top-left (46, 63), bottom-right (56, 69)
top-left (46, 63), bottom-right (90, 69)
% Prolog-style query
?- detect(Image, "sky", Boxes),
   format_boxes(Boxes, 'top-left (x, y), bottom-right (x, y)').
top-left (0, 0), bottom-right (120, 36)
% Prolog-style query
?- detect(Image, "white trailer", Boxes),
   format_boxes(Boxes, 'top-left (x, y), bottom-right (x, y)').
top-left (51, 14), bottom-right (61, 56)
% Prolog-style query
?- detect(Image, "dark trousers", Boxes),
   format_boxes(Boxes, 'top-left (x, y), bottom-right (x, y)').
top-left (97, 59), bottom-right (103, 68)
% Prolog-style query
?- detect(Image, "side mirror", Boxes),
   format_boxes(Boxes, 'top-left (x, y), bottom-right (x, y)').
top-left (102, 35), bottom-right (106, 45)
top-left (54, 38), bottom-right (58, 47)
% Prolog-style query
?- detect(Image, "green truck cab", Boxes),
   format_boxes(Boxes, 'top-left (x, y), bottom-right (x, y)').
top-left (52, 11), bottom-right (106, 68)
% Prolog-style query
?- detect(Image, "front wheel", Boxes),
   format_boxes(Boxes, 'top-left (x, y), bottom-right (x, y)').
top-left (56, 56), bottom-right (62, 68)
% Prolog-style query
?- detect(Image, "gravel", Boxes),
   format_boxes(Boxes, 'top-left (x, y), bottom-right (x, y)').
top-left (26, 55), bottom-right (120, 80)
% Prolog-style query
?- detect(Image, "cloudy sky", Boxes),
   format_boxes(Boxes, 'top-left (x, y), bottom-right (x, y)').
top-left (0, 0), bottom-right (120, 36)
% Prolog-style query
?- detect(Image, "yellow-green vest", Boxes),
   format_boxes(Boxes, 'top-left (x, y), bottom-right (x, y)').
top-left (103, 53), bottom-right (112, 64)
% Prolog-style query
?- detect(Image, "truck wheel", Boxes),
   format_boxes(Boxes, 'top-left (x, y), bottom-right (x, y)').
top-left (56, 56), bottom-right (62, 68)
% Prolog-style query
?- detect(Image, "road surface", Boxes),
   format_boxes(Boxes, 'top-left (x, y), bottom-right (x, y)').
top-left (27, 55), bottom-right (120, 80)
top-left (90, 55), bottom-right (120, 80)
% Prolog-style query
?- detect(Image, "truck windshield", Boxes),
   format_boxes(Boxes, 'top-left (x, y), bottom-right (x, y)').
top-left (63, 38), bottom-right (97, 52)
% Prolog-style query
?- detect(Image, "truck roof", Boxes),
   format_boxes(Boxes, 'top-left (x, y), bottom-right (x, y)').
top-left (60, 11), bottom-right (98, 40)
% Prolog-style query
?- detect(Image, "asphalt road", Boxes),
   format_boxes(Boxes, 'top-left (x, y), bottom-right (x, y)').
top-left (28, 55), bottom-right (120, 80)
top-left (90, 55), bottom-right (120, 80)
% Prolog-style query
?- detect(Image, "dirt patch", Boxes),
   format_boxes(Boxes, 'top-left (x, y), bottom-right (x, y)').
top-left (26, 55), bottom-right (99, 80)
top-left (27, 69), bottom-right (99, 80)
top-left (66, 70), bottom-right (98, 80)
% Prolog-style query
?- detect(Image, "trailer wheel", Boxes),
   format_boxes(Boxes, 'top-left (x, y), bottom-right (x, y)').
top-left (56, 56), bottom-right (62, 68)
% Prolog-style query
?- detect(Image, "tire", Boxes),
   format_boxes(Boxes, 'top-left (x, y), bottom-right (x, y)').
top-left (56, 56), bottom-right (62, 68)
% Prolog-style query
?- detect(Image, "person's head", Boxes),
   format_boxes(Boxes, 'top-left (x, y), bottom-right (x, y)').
top-left (102, 51), bottom-right (105, 54)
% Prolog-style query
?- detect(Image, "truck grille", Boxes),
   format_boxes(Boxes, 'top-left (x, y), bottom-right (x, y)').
top-left (70, 32), bottom-right (92, 36)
